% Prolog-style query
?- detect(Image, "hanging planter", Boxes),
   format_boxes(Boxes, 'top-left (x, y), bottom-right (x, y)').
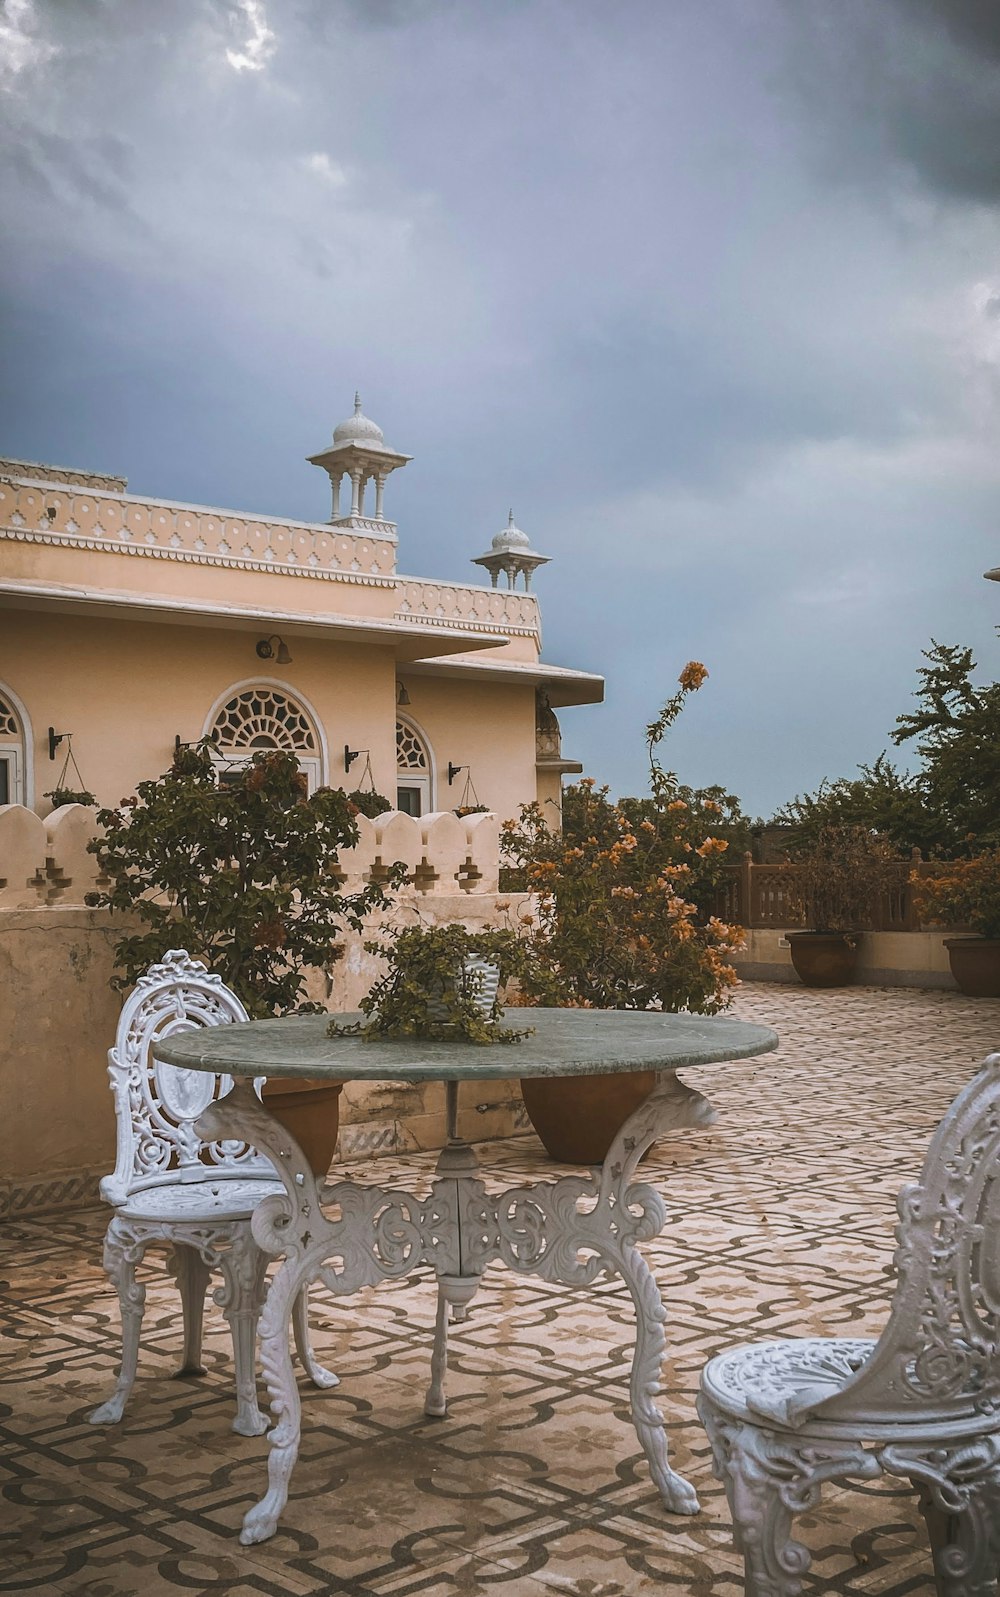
top-left (45, 735), bottom-right (95, 809)
top-left (346, 751), bottom-right (392, 818)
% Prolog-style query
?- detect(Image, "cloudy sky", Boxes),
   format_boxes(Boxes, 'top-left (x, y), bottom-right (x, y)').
top-left (2, 0), bottom-right (999, 815)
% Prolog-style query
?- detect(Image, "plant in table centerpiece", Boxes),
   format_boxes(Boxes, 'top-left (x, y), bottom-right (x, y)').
top-left (782, 823), bottom-right (900, 987)
top-left (84, 740), bottom-right (407, 1173)
top-left (330, 922), bottom-right (532, 1045)
top-left (500, 663), bottom-right (747, 1161)
top-left (911, 851), bottom-right (1000, 997)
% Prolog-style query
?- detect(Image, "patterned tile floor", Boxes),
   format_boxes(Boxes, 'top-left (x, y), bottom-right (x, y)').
top-left (2, 983), bottom-right (998, 1597)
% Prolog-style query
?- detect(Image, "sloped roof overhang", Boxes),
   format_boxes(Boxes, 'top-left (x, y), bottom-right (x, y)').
top-left (403, 654), bottom-right (604, 707)
top-left (0, 578), bottom-right (507, 663)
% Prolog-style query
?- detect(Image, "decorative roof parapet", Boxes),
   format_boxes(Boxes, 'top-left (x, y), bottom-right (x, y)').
top-left (394, 577), bottom-right (540, 637)
top-left (0, 475), bottom-right (398, 585)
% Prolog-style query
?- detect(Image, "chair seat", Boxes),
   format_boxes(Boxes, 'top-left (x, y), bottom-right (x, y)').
top-left (701, 1336), bottom-right (878, 1428)
top-left (117, 1176), bottom-right (284, 1223)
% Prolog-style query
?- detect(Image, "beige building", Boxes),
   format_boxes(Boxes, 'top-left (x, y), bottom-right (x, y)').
top-left (0, 395), bottom-right (601, 821)
top-left (0, 400), bottom-right (603, 1215)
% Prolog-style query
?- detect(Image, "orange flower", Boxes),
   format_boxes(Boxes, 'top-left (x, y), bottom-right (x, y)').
top-left (695, 837), bottom-right (729, 858)
top-left (678, 661), bottom-right (709, 691)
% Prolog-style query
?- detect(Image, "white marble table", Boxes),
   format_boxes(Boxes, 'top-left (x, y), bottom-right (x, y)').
top-left (155, 1008), bottom-right (778, 1544)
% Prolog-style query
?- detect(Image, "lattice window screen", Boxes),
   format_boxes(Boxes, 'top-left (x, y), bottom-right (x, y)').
top-left (0, 697), bottom-right (19, 739)
top-left (396, 720), bottom-right (429, 771)
top-left (211, 688), bottom-right (317, 752)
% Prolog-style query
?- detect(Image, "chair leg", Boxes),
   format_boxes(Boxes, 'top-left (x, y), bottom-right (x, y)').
top-left (891, 1440), bottom-right (1000, 1597)
top-left (89, 1218), bottom-right (146, 1425)
top-left (168, 1244), bottom-right (212, 1376)
top-left (291, 1287), bottom-right (339, 1389)
top-left (217, 1230), bottom-right (270, 1437)
top-left (697, 1403), bottom-right (880, 1597)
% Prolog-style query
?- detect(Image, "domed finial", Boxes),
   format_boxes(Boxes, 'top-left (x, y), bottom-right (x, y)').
top-left (354, 391), bottom-right (362, 414)
top-left (508, 508), bottom-right (514, 526)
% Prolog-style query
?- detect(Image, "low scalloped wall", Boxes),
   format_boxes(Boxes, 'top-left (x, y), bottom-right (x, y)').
top-left (0, 802), bottom-right (501, 907)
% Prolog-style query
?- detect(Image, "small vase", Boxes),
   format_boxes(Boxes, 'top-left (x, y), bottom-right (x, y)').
top-left (425, 958), bottom-right (500, 1024)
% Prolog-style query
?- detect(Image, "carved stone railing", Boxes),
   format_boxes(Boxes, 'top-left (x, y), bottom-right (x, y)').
top-left (394, 578), bottom-right (540, 636)
top-left (715, 854), bottom-right (947, 933)
top-left (0, 805), bottom-right (500, 909)
top-left (0, 475), bottom-right (398, 587)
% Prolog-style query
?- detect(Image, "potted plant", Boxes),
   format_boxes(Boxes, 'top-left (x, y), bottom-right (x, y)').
top-left (45, 786), bottom-right (97, 808)
top-left (912, 852), bottom-right (1000, 997)
top-left (333, 922), bottom-right (531, 1045)
top-left (347, 787), bottom-right (393, 819)
top-left (85, 742), bottom-right (406, 1174)
top-left (783, 824), bottom-right (899, 987)
top-left (501, 664), bottom-right (746, 1163)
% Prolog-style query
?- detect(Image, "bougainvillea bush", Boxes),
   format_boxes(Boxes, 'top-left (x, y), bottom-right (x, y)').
top-left (501, 664), bottom-right (745, 1013)
top-left (912, 852), bottom-right (1000, 941)
top-left (86, 742), bottom-right (405, 1017)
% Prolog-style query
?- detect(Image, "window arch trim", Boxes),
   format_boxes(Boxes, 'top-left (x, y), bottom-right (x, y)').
top-left (201, 678), bottom-right (328, 786)
top-left (0, 679), bottom-right (34, 808)
top-left (395, 713), bottom-right (436, 814)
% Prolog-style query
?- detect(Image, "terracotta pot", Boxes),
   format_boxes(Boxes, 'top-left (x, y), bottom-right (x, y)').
top-left (260, 1078), bottom-right (344, 1177)
top-left (786, 931), bottom-right (860, 988)
top-left (519, 1070), bottom-right (657, 1165)
top-left (943, 937), bottom-right (1000, 999)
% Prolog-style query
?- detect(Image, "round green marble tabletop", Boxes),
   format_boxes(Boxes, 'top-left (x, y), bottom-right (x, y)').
top-left (154, 1008), bottom-right (778, 1083)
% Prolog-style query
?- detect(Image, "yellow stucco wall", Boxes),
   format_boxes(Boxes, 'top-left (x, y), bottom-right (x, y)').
top-left (2, 611), bottom-right (538, 821)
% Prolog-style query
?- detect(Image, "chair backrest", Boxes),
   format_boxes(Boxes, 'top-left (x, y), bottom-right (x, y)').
top-left (808, 1050), bottom-right (1000, 1429)
top-left (100, 948), bottom-right (274, 1205)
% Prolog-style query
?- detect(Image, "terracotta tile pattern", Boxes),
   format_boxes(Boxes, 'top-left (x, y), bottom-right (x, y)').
top-left (2, 983), bottom-right (998, 1595)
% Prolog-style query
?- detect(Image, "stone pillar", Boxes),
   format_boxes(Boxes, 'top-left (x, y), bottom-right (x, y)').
top-left (350, 468), bottom-right (362, 518)
top-left (358, 474), bottom-right (367, 517)
top-left (374, 473), bottom-right (386, 521)
top-left (331, 473), bottom-right (342, 521)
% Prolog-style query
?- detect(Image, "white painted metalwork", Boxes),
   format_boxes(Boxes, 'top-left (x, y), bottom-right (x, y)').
top-left (193, 1067), bottom-right (715, 1544)
top-left (90, 950), bottom-right (335, 1437)
top-left (698, 1050), bottom-right (1000, 1596)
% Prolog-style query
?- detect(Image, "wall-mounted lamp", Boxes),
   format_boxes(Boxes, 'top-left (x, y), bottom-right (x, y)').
top-left (48, 727), bottom-right (69, 761)
top-left (447, 762), bottom-right (467, 786)
top-left (256, 634), bottom-right (292, 665)
top-left (345, 745), bottom-right (369, 773)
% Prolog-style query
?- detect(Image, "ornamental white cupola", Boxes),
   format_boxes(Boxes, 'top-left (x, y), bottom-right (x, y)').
top-left (472, 510), bottom-right (550, 590)
top-left (307, 393), bottom-right (411, 534)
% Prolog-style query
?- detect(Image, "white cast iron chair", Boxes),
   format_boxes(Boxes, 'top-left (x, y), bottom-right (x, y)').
top-left (698, 1050), bottom-right (1000, 1596)
top-left (89, 949), bottom-right (336, 1437)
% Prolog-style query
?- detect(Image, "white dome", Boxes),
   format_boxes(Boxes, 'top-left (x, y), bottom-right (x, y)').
top-left (333, 392), bottom-right (386, 449)
top-left (492, 510), bottom-right (531, 552)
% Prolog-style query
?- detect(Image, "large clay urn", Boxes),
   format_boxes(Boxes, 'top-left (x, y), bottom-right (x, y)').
top-left (260, 1078), bottom-right (344, 1177)
top-left (786, 931), bottom-right (860, 988)
top-left (943, 937), bottom-right (1000, 999)
top-left (519, 1070), bottom-right (658, 1165)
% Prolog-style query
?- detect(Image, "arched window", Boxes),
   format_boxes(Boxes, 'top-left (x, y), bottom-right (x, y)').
top-left (0, 692), bottom-right (25, 807)
top-left (207, 685), bottom-right (322, 792)
top-left (396, 717), bottom-right (433, 816)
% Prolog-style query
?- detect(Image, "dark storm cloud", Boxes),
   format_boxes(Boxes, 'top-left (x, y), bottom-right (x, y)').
top-left (0, 0), bottom-right (998, 812)
top-left (781, 0), bottom-right (1000, 204)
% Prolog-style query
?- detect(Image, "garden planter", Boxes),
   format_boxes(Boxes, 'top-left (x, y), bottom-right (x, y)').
top-left (786, 931), bottom-right (860, 988)
top-left (260, 1079), bottom-right (344, 1177)
top-left (519, 1070), bottom-right (657, 1165)
top-left (943, 937), bottom-right (1000, 999)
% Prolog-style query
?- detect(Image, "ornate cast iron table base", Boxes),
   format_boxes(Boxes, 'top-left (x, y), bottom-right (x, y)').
top-left (197, 1070), bottom-right (715, 1545)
